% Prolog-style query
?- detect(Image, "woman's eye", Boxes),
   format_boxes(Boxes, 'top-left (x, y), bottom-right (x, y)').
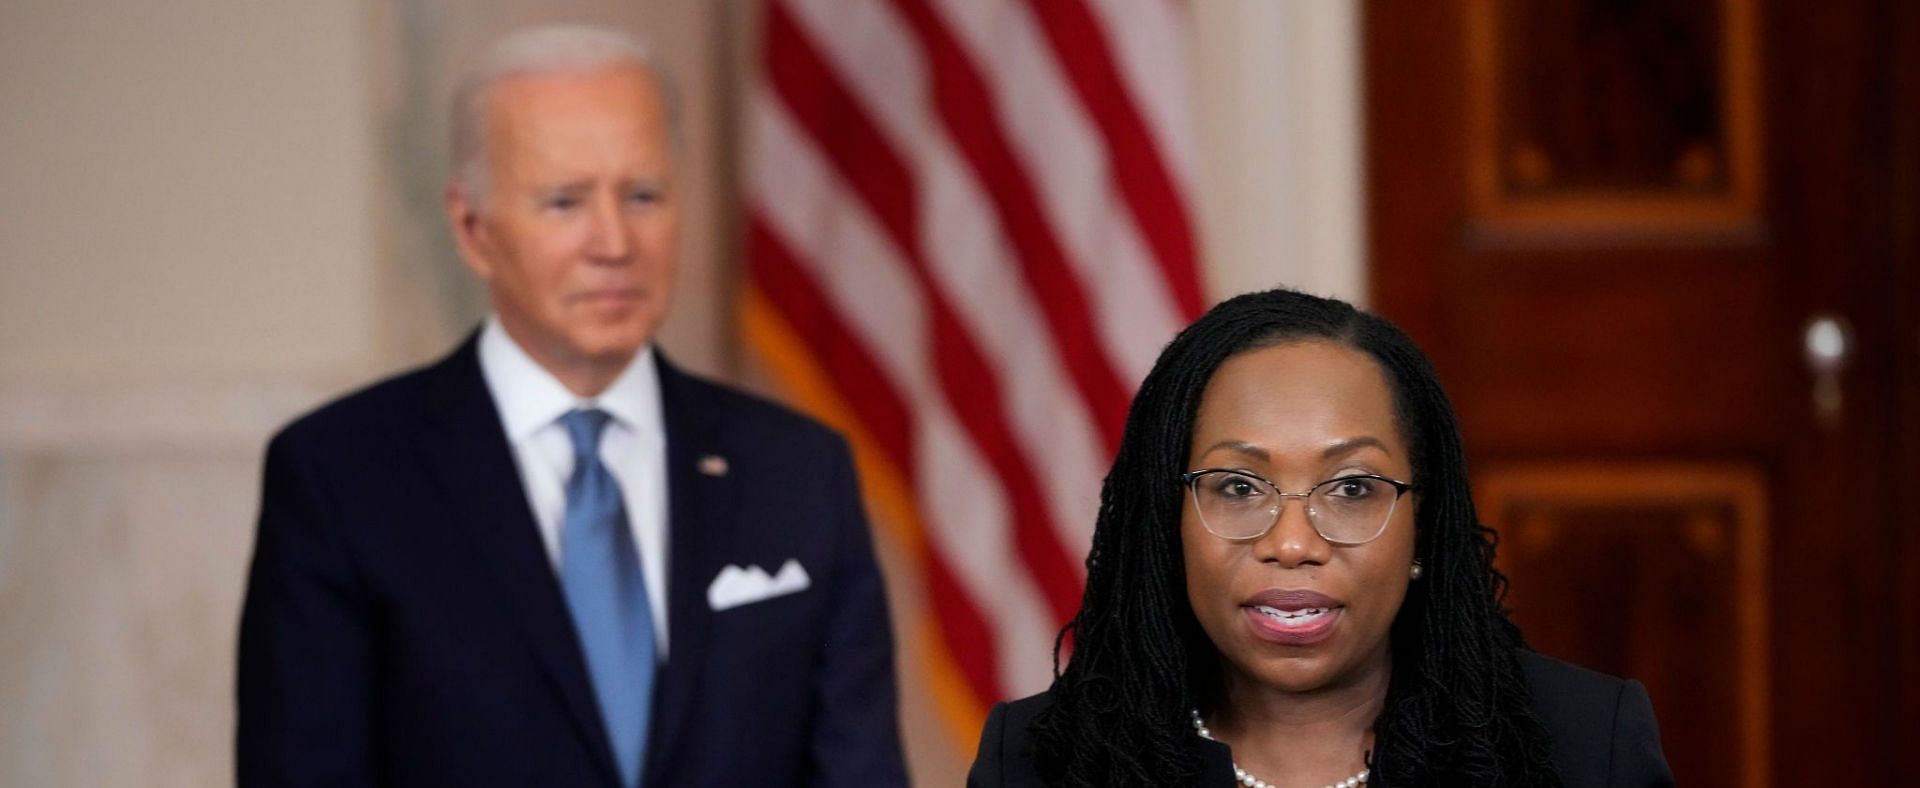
top-left (544, 196), bottom-right (580, 211)
top-left (1327, 477), bottom-right (1378, 498)
top-left (1211, 474), bottom-right (1263, 498)
top-left (628, 189), bottom-right (660, 204)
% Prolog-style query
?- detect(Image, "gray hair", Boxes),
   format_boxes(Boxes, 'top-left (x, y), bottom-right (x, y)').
top-left (448, 24), bottom-right (682, 202)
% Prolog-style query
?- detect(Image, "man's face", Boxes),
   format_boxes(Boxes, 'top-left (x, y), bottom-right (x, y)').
top-left (449, 65), bottom-right (679, 380)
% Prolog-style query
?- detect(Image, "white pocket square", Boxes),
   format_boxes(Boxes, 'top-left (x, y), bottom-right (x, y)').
top-left (707, 559), bottom-right (811, 612)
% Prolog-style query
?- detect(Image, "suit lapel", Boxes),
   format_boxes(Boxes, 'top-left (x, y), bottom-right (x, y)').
top-left (420, 336), bottom-right (621, 786)
top-left (1194, 735), bottom-right (1238, 786)
top-left (643, 354), bottom-right (737, 784)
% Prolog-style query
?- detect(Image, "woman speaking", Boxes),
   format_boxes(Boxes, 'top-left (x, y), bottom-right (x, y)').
top-left (968, 289), bottom-right (1672, 787)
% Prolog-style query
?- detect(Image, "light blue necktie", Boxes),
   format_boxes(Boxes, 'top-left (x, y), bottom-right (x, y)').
top-left (559, 409), bottom-right (655, 788)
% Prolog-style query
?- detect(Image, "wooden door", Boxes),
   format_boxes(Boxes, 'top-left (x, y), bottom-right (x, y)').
top-left (1365, 1), bottom-right (1920, 786)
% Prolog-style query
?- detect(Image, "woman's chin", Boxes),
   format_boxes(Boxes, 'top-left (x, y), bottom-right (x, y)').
top-left (1221, 644), bottom-right (1395, 699)
top-left (1216, 651), bottom-right (1337, 696)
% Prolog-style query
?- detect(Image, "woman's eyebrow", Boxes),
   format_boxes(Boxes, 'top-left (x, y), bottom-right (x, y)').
top-left (1201, 440), bottom-right (1269, 462)
top-left (1202, 438), bottom-right (1391, 461)
top-left (1322, 436), bottom-right (1390, 459)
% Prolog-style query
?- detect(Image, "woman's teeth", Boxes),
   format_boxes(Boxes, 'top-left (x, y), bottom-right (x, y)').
top-left (1254, 605), bottom-right (1332, 622)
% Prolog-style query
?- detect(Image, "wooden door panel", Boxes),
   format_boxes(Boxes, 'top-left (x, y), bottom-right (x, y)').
top-left (1367, 0), bottom-right (1917, 785)
top-left (1446, 253), bottom-right (1787, 454)
top-left (1481, 465), bottom-right (1769, 788)
top-left (1464, 0), bottom-right (1764, 235)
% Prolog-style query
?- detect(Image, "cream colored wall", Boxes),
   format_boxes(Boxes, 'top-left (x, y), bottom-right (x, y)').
top-left (0, 1), bottom-right (1360, 785)
top-left (1193, 0), bottom-right (1365, 306)
top-left (0, 3), bottom-right (377, 786)
top-left (0, 3), bottom-right (379, 383)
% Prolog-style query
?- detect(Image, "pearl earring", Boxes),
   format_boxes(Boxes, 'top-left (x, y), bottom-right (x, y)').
top-left (1409, 561), bottom-right (1424, 580)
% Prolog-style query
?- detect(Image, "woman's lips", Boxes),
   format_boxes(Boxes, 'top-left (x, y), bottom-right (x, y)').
top-left (1242, 604), bottom-right (1342, 645)
top-left (1240, 589), bottom-right (1344, 645)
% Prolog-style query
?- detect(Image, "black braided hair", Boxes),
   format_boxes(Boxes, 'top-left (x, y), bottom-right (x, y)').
top-left (1027, 288), bottom-right (1562, 787)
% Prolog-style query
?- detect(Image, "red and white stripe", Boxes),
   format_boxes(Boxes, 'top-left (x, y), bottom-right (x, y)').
top-left (743, 0), bottom-right (1204, 728)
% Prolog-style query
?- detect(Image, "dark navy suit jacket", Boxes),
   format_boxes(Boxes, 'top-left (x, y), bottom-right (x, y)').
top-left (969, 651), bottom-right (1673, 787)
top-left (237, 337), bottom-right (907, 786)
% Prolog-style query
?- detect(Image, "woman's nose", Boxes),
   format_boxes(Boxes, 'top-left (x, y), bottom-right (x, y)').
top-left (1252, 495), bottom-right (1333, 568)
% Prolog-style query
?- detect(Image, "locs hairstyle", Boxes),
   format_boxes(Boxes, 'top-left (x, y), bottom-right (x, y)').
top-left (1028, 289), bottom-right (1562, 787)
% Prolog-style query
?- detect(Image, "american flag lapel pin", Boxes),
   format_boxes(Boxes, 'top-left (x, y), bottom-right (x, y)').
top-left (698, 454), bottom-right (729, 477)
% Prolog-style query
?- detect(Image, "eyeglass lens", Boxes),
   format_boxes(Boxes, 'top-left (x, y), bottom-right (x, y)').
top-left (1189, 471), bottom-right (1399, 543)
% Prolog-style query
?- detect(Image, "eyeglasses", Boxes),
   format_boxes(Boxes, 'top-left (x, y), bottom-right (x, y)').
top-left (1180, 469), bottom-right (1415, 545)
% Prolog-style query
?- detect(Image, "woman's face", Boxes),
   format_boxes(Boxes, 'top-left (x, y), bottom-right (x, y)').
top-left (1181, 340), bottom-right (1417, 698)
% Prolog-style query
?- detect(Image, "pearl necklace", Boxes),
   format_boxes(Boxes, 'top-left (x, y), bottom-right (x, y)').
top-left (1189, 709), bottom-right (1371, 788)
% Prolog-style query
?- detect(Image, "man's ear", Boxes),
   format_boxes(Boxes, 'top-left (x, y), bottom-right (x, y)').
top-left (444, 183), bottom-right (493, 280)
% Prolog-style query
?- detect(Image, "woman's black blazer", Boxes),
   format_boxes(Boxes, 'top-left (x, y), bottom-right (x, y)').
top-left (968, 651), bottom-right (1674, 787)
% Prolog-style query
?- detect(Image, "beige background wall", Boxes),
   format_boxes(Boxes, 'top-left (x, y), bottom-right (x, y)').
top-left (0, 1), bottom-right (1359, 785)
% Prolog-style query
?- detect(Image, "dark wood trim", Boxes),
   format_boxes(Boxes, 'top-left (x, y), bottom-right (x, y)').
top-left (1885, 0), bottom-right (1920, 761)
top-left (1460, 0), bottom-right (1765, 239)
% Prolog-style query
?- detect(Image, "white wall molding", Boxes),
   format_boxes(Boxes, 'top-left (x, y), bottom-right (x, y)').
top-left (1192, 0), bottom-right (1365, 305)
top-left (0, 374), bottom-right (367, 457)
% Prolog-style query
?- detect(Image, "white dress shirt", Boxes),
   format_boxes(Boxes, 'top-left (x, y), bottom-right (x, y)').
top-left (477, 316), bottom-right (671, 656)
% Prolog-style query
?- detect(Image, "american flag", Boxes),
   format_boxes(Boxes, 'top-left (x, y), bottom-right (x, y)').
top-left (738, 0), bottom-right (1203, 748)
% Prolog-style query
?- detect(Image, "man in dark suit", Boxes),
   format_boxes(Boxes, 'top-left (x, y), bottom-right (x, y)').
top-left (236, 24), bottom-right (907, 787)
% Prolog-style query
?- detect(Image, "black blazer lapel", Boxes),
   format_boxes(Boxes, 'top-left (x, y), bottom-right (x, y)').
top-left (643, 352), bottom-right (738, 784)
top-left (1194, 735), bottom-right (1238, 786)
top-left (420, 335), bottom-right (621, 786)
